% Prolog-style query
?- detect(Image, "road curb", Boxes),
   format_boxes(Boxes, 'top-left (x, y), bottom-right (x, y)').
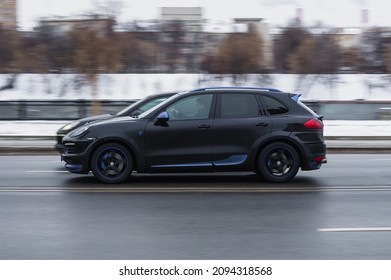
top-left (0, 147), bottom-right (57, 155)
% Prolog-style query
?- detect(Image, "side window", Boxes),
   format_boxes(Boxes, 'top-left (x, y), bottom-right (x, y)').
top-left (220, 93), bottom-right (260, 118)
top-left (166, 94), bottom-right (213, 120)
top-left (263, 96), bottom-right (289, 115)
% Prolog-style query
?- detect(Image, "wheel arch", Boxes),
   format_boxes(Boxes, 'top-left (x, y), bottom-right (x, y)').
top-left (253, 136), bottom-right (304, 172)
top-left (88, 138), bottom-right (139, 172)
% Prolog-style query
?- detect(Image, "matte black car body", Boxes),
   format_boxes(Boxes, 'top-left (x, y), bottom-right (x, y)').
top-left (62, 87), bottom-right (327, 183)
top-left (55, 93), bottom-right (174, 153)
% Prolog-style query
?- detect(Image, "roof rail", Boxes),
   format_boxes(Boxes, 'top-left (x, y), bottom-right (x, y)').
top-left (191, 87), bottom-right (282, 93)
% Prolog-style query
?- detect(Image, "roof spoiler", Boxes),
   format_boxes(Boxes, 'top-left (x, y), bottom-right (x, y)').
top-left (289, 93), bottom-right (302, 102)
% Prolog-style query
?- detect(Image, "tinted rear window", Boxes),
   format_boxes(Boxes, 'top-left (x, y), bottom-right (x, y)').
top-left (263, 96), bottom-right (289, 115)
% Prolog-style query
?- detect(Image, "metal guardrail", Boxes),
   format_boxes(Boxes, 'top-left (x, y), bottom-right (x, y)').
top-left (1, 100), bottom-right (391, 120)
top-left (0, 100), bottom-right (135, 120)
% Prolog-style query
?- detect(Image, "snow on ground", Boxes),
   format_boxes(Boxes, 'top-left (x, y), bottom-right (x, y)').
top-left (1, 74), bottom-right (391, 101)
top-left (323, 120), bottom-right (391, 137)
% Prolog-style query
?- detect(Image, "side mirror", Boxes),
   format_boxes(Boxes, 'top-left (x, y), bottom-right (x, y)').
top-left (155, 112), bottom-right (169, 125)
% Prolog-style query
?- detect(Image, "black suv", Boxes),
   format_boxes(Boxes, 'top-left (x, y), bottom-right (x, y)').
top-left (55, 93), bottom-right (174, 153)
top-left (62, 87), bottom-right (327, 183)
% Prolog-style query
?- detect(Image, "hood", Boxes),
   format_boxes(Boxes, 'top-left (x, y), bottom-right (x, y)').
top-left (87, 116), bottom-right (139, 128)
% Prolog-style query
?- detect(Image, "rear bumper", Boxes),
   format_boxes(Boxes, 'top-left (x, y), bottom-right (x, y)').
top-left (289, 131), bottom-right (327, 171)
top-left (301, 142), bottom-right (327, 170)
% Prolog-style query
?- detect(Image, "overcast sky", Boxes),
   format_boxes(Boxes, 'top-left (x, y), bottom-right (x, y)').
top-left (17, 0), bottom-right (391, 30)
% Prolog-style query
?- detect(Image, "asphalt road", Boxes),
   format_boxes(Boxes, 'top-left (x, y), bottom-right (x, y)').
top-left (0, 154), bottom-right (391, 260)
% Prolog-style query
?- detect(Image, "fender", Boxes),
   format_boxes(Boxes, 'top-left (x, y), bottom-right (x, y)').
top-left (249, 131), bottom-right (305, 170)
top-left (87, 132), bottom-right (146, 171)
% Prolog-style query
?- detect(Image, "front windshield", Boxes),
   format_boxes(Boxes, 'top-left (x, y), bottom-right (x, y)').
top-left (115, 99), bottom-right (144, 116)
top-left (138, 92), bottom-right (186, 119)
top-left (135, 97), bottom-right (168, 114)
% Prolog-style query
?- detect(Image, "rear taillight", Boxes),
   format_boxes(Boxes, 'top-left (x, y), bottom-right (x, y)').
top-left (314, 156), bottom-right (327, 164)
top-left (304, 119), bottom-right (323, 129)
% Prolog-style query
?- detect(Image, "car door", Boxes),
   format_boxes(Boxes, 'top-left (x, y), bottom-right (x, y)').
top-left (212, 92), bottom-right (272, 171)
top-left (144, 94), bottom-right (215, 171)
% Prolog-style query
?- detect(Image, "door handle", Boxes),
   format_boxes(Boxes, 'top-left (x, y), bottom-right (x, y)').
top-left (255, 122), bottom-right (269, 127)
top-left (197, 124), bottom-right (211, 129)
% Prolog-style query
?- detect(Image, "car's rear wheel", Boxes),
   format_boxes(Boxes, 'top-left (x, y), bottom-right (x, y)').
top-left (258, 142), bottom-right (300, 183)
top-left (91, 143), bottom-right (133, 183)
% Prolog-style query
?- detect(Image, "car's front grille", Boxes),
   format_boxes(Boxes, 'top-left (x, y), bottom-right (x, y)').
top-left (64, 142), bottom-right (76, 154)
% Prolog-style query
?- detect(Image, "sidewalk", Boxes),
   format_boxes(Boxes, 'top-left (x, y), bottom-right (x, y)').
top-left (1, 120), bottom-right (391, 153)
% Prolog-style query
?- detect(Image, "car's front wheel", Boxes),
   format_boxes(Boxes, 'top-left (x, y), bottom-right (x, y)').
top-left (258, 142), bottom-right (300, 183)
top-left (91, 143), bottom-right (133, 183)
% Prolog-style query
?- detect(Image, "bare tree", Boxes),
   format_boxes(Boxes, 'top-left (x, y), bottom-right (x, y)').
top-left (288, 37), bottom-right (316, 74)
top-left (34, 25), bottom-right (74, 73)
top-left (386, 46), bottom-right (391, 74)
top-left (70, 28), bottom-right (121, 114)
top-left (340, 47), bottom-right (361, 73)
top-left (274, 25), bottom-right (310, 73)
top-left (160, 21), bottom-right (186, 72)
top-left (0, 26), bottom-right (18, 73)
top-left (289, 33), bottom-right (341, 74)
top-left (360, 28), bottom-right (390, 73)
top-left (201, 29), bottom-right (264, 83)
top-left (0, 26), bottom-right (20, 91)
top-left (118, 32), bottom-right (158, 72)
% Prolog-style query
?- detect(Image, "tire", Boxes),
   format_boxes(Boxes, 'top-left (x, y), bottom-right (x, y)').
top-left (258, 142), bottom-right (300, 183)
top-left (91, 143), bottom-right (133, 184)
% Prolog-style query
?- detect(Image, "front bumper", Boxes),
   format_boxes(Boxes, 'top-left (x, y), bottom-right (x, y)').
top-left (62, 139), bottom-right (95, 174)
top-left (62, 153), bottom-right (90, 174)
top-left (55, 134), bottom-right (66, 153)
top-left (65, 164), bottom-right (84, 173)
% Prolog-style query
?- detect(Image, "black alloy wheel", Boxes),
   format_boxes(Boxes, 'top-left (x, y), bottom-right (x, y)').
top-left (91, 143), bottom-right (133, 183)
top-left (258, 142), bottom-right (300, 183)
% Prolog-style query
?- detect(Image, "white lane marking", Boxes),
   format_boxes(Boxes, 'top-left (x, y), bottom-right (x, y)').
top-left (3, 186), bottom-right (391, 193)
top-left (318, 227), bottom-right (391, 232)
top-left (26, 170), bottom-right (68, 173)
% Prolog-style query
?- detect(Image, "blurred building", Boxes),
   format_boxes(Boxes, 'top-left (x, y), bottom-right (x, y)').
top-left (234, 18), bottom-right (274, 72)
top-left (160, 7), bottom-right (204, 72)
top-left (37, 16), bottom-right (115, 37)
top-left (359, 27), bottom-right (391, 73)
top-left (203, 20), bottom-right (235, 54)
top-left (203, 18), bottom-right (274, 72)
top-left (0, 0), bottom-right (17, 29)
top-left (332, 28), bottom-right (361, 49)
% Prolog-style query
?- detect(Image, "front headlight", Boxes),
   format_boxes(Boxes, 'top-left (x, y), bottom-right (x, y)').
top-left (62, 120), bottom-right (82, 132)
top-left (68, 126), bottom-right (90, 138)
